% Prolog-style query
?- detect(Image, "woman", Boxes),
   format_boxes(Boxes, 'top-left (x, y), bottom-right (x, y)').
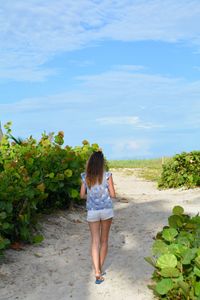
top-left (80, 150), bottom-right (116, 284)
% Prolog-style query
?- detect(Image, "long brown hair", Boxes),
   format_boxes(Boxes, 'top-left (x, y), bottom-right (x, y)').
top-left (86, 150), bottom-right (105, 188)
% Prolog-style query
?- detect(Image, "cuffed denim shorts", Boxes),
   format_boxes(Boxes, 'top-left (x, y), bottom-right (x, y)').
top-left (87, 208), bottom-right (114, 222)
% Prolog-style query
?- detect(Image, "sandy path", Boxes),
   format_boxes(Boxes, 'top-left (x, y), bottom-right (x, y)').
top-left (0, 169), bottom-right (200, 300)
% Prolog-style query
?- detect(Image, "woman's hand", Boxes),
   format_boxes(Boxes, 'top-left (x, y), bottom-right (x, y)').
top-left (80, 182), bottom-right (86, 199)
top-left (108, 174), bottom-right (116, 198)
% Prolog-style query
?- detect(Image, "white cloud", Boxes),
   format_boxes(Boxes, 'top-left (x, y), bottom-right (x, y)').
top-left (76, 67), bottom-right (184, 93)
top-left (96, 116), bottom-right (161, 129)
top-left (1, 1), bottom-right (200, 80)
top-left (0, 91), bottom-right (92, 113)
top-left (1, 65), bottom-right (200, 132)
top-left (97, 1), bottom-right (200, 43)
top-left (76, 66), bottom-right (200, 129)
top-left (109, 138), bottom-right (152, 159)
top-left (0, 67), bottom-right (57, 82)
top-left (76, 65), bottom-right (200, 98)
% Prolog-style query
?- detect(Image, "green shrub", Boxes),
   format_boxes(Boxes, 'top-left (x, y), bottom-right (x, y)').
top-left (158, 151), bottom-right (200, 189)
top-left (145, 206), bottom-right (200, 299)
top-left (0, 122), bottom-right (99, 255)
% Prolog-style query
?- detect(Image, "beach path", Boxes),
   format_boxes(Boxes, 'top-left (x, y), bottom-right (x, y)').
top-left (0, 169), bottom-right (200, 300)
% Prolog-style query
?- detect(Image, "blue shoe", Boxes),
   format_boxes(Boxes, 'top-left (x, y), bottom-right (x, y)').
top-left (95, 275), bottom-right (104, 284)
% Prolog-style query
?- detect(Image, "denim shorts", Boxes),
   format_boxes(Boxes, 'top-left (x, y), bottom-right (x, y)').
top-left (87, 208), bottom-right (114, 222)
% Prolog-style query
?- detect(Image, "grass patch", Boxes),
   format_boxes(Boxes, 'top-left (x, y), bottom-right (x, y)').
top-left (108, 158), bottom-right (164, 169)
top-left (135, 167), bottom-right (162, 181)
top-left (109, 157), bottom-right (171, 182)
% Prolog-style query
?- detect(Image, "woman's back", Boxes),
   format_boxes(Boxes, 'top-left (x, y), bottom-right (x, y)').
top-left (81, 171), bottom-right (113, 210)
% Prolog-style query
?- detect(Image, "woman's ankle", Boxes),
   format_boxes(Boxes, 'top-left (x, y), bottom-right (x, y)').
top-left (94, 269), bottom-right (101, 276)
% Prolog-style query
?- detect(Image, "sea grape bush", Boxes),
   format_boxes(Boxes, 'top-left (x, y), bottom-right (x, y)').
top-left (0, 122), bottom-right (99, 254)
top-left (145, 206), bottom-right (200, 299)
top-left (158, 151), bottom-right (200, 189)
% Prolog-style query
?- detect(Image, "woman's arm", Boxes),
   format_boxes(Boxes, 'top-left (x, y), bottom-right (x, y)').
top-left (108, 174), bottom-right (116, 198)
top-left (80, 182), bottom-right (86, 199)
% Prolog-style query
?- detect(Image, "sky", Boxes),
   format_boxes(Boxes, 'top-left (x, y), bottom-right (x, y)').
top-left (0, 0), bottom-right (200, 159)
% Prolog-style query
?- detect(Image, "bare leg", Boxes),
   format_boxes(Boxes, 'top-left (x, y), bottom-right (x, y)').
top-left (99, 218), bottom-right (112, 272)
top-left (88, 221), bottom-right (102, 276)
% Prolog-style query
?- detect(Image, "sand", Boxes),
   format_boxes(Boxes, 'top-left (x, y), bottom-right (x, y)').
top-left (0, 168), bottom-right (200, 300)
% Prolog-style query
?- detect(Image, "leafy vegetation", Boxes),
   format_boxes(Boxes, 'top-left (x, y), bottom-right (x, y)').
top-left (145, 206), bottom-right (200, 299)
top-left (0, 122), bottom-right (99, 255)
top-left (158, 151), bottom-right (200, 188)
top-left (109, 152), bottom-right (200, 187)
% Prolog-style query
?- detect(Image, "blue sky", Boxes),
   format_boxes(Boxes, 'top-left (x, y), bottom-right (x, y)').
top-left (0, 0), bottom-right (200, 159)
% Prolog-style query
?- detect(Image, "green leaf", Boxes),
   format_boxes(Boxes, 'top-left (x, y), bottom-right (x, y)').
top-left (32, 234), bottom-right (44, 244)
top-left (69, 161), bottom-right (79, 168)
top-left (195, 256), bottom-right (200, 269)
top-left (179, 231), bottom-right (194, 243)
top-left (27, 158), bottom-right (34, 166)
top-left (0, 237), bottom-right (10, 249)
top-left (64, 169), bottom-right (73, 178)
top-left (5, 202), bottom-right (13, 213)
top-left (160, 267), bottom-right (181, 278)
top-left (48, 172), bottom-right (55, 179)
top-left (191, 216), bottom-right (200, 224)
top-left (182, 248), bottom-right (197, 265)
top-left (156, 254), bottom-right (177, 269)
top-left (2, 222), bottom-right (11, 229)
top-left (54, 173), bottom-right (64, 181)
top-left (155, 278), bottom-right (173, 295)
top-left (69, 188), bottom-right (79, 198)
top-left (20, 226), bottom-right (30, 241)
top-left (0, 212), bottom-right (7, 219)
top-left (194, 266), bottom-right (200, 277)
top-left (144, 256), bottom-right (156, 267)
top-left (173, 275), bottom-right (184, 283)
top-left (177, 236), bottom-right (190, 247)
top-left (162, 228), bottom-right (178, 242)
top-left (195, 282), bottom-right (200, 296)
top-left (173, 206), bottom-right (184, 215)
top-left (168, 243), bottom-right (187, 257)
top-left (184, 222), bottom-right (197, 230)
top-left (168, 215), bottom-right (183, 228)
top-left (178, 281), bottom-right (190, 298)
top-left (152, 240), bottom-right (169, 255)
